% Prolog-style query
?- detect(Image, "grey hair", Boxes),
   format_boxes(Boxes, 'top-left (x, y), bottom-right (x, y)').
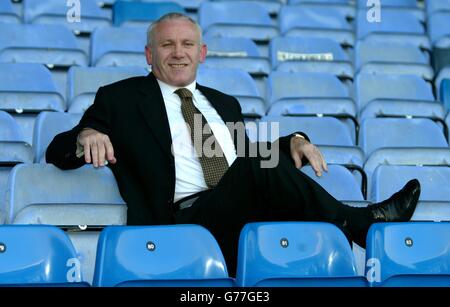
top-left (146, 13), bottom-right (203, 47)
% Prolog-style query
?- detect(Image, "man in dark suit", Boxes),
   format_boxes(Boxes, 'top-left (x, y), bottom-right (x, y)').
top-left (46, 13), bottom-right (420, 275)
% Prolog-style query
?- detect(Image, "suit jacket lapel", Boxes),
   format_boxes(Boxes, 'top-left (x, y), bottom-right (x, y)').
top-left (137, 73), bottom-right (173, 159)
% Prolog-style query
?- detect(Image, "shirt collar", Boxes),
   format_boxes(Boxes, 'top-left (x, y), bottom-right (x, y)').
top-left (156, 79), bottom-right (197, 98)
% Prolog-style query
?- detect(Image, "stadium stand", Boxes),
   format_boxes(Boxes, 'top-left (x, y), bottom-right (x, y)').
top-left (93, 225), bottom-right (235, 287)
top-left (0, 0), bottom-right (20, 24)
top-left (428, 12), bottom-right (450, 48)
top-left (0, 225), bottom-right (88, 286)
top-left (236, 222), bottom-right (367, 286)
top-left (366, 222), bottom-right (450, 287)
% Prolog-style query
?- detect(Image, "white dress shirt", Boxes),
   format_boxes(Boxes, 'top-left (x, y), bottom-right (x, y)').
top-left (157, 79), bottom-right (237, 202)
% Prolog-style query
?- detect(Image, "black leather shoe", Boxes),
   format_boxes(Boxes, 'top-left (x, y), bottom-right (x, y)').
top-left (369, 179), bottom-right (421, 223)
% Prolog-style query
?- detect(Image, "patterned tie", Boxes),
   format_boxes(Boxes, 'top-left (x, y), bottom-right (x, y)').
top-left (175, 88), bottom-right (229, 188)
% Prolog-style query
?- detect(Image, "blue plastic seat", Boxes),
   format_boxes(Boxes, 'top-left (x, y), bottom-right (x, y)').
top-left (106, 0), bottom-right (204, 10)
top-left (212, 0), bottom-right (283, 15)
top-left (355, 41), bottom-right (434, 81)
top-left (426, 0), bottom-right (450, 16)
top-left (288, 1), bottom-right (355, 19)
top-left (0, 225), bottom-right (88, 286)
top-left (436, 67), bottom-right (450, 103)
top-left (4, 163), bottom-right (126, 225)
top-left (258, 116), bottom-right (364, 167)
top-left (270, 37), bottom-right (353, 79)
top-left (198, 2), bottom-right (278, 42)
top-left (203, 36), bottom-right (270, 77)
top-left (356, 10), bottom-right (430, 50)
top-left (370, 165), bottom-right (450, 222)
top-left (0, 0), bottom-right (20, 23)
top-left (236, 222), bottom-right (367, 287)
top-left (24, 0), bottom-right (110, 34)
top-left (90, 26), bottom-right (148, 67)
top-left (356, 0), bottom-right (418, 8)
top-left (197, 67), bottom-right (266, 117)
top-left (279, 5), bottom-right (354, 47)
top-left (0, 110), bottom-right (32, 165)
top-left (0, 24), bottom-right (88, 67)
top-left (113, 1), bottom-right (184, 27)
top-left (267, 71), bottom-right (356, 120)
top-left (366, 222), bottom-right (450, 287)
top-left (32, 112), bottom-right (82, 163)
top-left (0, 63), bottom-right (65, 113)
top-left (67, 66), bottom-right (148, 113)
top-left (355, 74), bottom-right (443, 120)
top-left (93, 225), bottom-right (235, 287)
top-left (428, 12), bottom-right (450, 48)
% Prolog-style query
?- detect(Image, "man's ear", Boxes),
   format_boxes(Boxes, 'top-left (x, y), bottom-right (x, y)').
top-left (145, 45), bottom-right (152, 65)
top-left (199, 43), bottom-right (207, 63)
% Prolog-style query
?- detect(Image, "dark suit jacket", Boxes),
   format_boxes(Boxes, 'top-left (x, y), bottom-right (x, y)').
top-left (46, 73), bottom-right (309, 225)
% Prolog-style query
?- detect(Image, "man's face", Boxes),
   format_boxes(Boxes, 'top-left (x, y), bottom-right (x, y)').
top-left (145, 19), bottom-right (207, 87)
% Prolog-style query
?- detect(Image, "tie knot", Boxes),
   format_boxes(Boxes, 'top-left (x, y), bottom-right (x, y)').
top-left (174, 88), bottom-right (193, 100)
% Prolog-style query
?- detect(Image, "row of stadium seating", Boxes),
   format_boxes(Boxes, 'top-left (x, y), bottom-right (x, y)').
top-left (1, 222), bottom-right (449, 287)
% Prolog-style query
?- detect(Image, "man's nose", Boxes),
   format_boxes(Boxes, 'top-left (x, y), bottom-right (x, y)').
top-left (172, 44), bottom-right (184, 58)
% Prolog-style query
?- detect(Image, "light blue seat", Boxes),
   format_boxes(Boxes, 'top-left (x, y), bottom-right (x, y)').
top-left (198, 2), bottom-right (278, 42)
top-left (197, 67), bottom-right (266, 117)
top-left (267, 71), bottom-right (355, 117)
top-left (4, 163), bottom-right (126, 225)
top-left (103, 0), bottom-right (204, 10)
top-left (112, 1), bottom-right (184, 27)
top-left (258, 116), bottom-right (364, 167)
top-left (428, 12), bottom-right (450, 48)
top-left (67, 66), bottom-right (148, 113)
top-left (370, 165), bottom-right (450, 222)
top-left (0, 63), bottom-right (65, 113)
top-left (0, 225), bottom-right (88, 286)
top-left (0, 110), bottom-right (33, 165)
top-left (211, 0), bottom-right (284, 15)
top-left (356, 0), bottom-right (418, 8)
top-left (0, 0), bottom-right (20, 24)
top-left (279, 5), bottom-right (354, 47)
top-left (90, 26), bottom-right (148, 67)
top-left (32, 112), bottom-right (82, 163)
top-left (355, 74), bottom-right (443, 121)
top-left (355, 41), bottom-right (434, 81)
top-left (93, 225), bottom-right (235, 287)
top-left (0, 24), bottom-right (88, 67)
top-left (203, 36), bottom-right (270, 77)
top-left (236, 222), bottom-right (367, 287)
top-left (288, 1), bottom-right (355, 19)
top-left (360, 118), bottom-right (450, 197)
top-left (24, 0), bottom-right (110, 34)
top-left (270, 37), bottom-right (353, 79)
top-left (356, 0), bottom-right (424, 22)
top-left (366, 222), bottom-right (450, 287)
top-left (435, 67), bottom-right (450, 102)
top-left (356, 10), bottom-right (430, 50)
top-left (426, 0), bottom-right (450, 16)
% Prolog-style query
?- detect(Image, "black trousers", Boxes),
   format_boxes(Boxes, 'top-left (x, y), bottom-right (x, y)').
top-left (174, 152), bottom-right (370, 276)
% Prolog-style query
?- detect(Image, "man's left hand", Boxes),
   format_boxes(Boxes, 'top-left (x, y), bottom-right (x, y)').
top-left (290, 135), bottom-right (328, 177)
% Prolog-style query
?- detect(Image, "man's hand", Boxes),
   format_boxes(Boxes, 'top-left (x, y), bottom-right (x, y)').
top-left (77, 128), bottom-right (117, 168)
top-left (290, 135), bottom-right (328, 177)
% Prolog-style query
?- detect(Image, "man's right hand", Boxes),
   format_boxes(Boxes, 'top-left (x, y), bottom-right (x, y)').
top-left (77, 128), bottom-right (117, 168)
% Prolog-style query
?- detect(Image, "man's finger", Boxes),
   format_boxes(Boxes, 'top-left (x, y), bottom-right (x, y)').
top-left (84, 142), bottom-right (91, 164)
top-left (310, 158), bottom-right (322, 177)
top-left (292, 150), bottom-right (302, 169)
top-left (98, 141), bottom-right (106, 167)
top-left (106, 140), bottom-right (116, 164)
top-left (91, 142), bottom-right (99, 167)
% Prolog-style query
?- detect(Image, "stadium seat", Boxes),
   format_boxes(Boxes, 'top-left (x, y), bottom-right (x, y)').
top-left (370, 165), bottom-right (450, 222)
top-left (0, 110), bottom-right (33, 165)
top-left (279, 5), bottom-right (354, 47)
top-left (112, 1), bottom-right (184, 27)
top-left (4, 163), bottom-right (126, 225)
top-left (198, 2), bottom-right (278, 43)
top-left (356, 0), bottom-right (418, 8)
top-left (203, 36), bottom-right (270, 77)
top-left (24, 0), bottom-right (110, 34)
top-left (355, 41), bottom-right (434, 81)
top-left (426, 0), bottom-right (450, 16)
top-left (356, 10), bottom-right (430, 50)
top-left (0, 225), bottom-right (88, 286)
top-left (355, 74), bottom-right (443, 121)
top-left (67, 66), bottom-right (148, 113)
top-left (104, 0), bottom-right (204, 10)
top-left (435, 68), bottom-right (450, 102)
top-left (0, 63), bottom-right (66, 113)
top-left (212, 0), bottom-right (283, 16)
top-left (440, 79), bottom-right (450, 111)
top-left (236, 222), bottom-right (367, 287)
top-left (92, 225), bottom-right (235, 287)
top-left (270, 37), bottom-right (353, 79)
top-left (197, 67), bottom-right (266, 117)
top-left (366, 222), bottom-right (450, 287)
top-left (428, 12), bottom-right (450, 48)
top-left (90, 26), bottom-right (148, 67)
top-left (267, 72), bottom-right (356, 122)
top-left (0, 24), bottom-right (88, 67)
top-left (32, 112), bottom-right (82, 163)
top-left (0, 0), bottom-right (20, 23)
